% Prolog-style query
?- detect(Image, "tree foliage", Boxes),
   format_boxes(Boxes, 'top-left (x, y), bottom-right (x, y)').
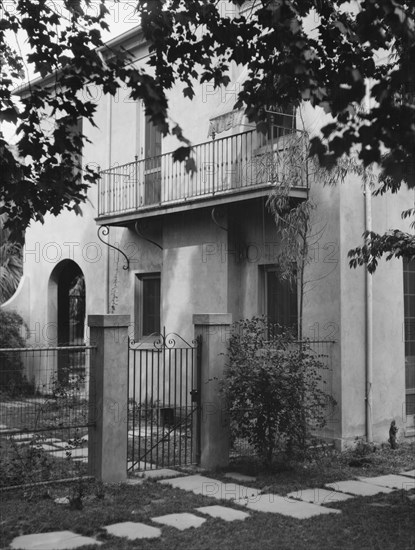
top-left (0, 309), bottom-right (32, 396)
top-left (1, 1), bottom-right (414, 261)
top-left (222, 316), bottom-right (335, 465)
top-left (0, 214), bottom-right (23, 303)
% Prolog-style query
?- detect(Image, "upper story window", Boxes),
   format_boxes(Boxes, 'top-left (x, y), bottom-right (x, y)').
top-left (258, 106), bottom-right (296, 148)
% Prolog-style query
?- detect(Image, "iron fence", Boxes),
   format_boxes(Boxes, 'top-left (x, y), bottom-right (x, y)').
top-left (99, 127), bottom-right (308, 217)
top-left (0, 345), bottom-right (95, 487)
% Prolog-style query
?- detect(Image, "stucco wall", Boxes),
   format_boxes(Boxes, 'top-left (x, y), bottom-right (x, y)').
top-left (3, 24), bottom-right (413, 445)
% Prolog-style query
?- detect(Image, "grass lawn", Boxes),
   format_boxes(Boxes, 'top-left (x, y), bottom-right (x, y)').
top-left (0, 443), bottom-right (414, 550)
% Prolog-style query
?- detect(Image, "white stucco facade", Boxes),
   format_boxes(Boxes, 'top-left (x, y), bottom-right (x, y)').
top-left (3, 21), bottom-right (414, 449)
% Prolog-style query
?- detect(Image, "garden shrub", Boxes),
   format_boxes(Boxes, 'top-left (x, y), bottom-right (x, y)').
top-left (222, 316), bottom-right (336, 465)
top-left (0, 309), bottom-right (33, 396)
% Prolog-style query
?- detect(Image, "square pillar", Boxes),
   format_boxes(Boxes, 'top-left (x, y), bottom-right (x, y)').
top-left (88, 314), bottom-right (130, 482)
top-left (193, 313), bottom-right (232, 469)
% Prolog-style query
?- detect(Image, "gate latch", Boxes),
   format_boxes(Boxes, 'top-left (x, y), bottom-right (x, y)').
top-left (190, 389), bottom-right (199, 402)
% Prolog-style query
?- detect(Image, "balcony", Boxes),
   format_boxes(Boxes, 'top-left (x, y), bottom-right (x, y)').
top-left (97, 128), bottom-right (309, 224)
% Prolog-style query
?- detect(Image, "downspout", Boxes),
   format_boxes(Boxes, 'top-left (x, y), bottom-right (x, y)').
top-left (364, 178), bottom-right (373, 442)
top-left (105, 93), bottom-right (112, 314)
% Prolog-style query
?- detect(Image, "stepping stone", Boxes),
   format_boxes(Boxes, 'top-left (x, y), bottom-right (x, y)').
top-left (400, 469), bottom-right (415, 478)
top-left (10, 531), bottom-right (102, 549)
top-left (159, 475), bottom-right (260, 503)
top-left (151, 512), bottom-right (206, 530)
top-left (140, 468), bottom-right (181, 480)
top-left (243, 494), bottom-right (341, 519)
top-left (196, 505), bottom-right (250, 522)
top-left (127, 461), bottom-right (156, 471)
top-left (358, 474), bottom-right (415, 490)
top-left (54, 497), bottom-right (70, 505)
top-left (9, 433), bottom-right (35, 441)
top-left (41, 444), bottom-right (64, 452)
top-left (50, 448), bottom-right (88, 459)
top-left (325, 480), bottom-right (393, 496)
top-left (224, 472), bottom-right (257, 483)
top-left (125, 478), bottom-right (144, 486)
top-left (286, 488), bottom-right (353, 505)
top-left (104, 521), bottom-right (161, 540)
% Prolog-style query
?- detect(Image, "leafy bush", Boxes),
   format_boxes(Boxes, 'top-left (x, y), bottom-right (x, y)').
top-left (0, 309), bottom-right (33, 396)
top-left (222, 317), bottom-right (336, 465)
top-left (0, 435), bottom-right (56, 488)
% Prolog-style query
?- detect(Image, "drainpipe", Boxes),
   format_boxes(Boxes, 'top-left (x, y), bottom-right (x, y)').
top-left (105, 94), bottom-right (112, 314)
top-left (364, 179), bottom-right (373, 442)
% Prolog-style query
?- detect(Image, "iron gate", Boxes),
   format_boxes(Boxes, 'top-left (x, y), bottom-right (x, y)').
top-left (127, 329), bottom-right (201, 473)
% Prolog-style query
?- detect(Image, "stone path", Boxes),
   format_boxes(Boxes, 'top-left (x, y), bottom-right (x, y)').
top-left (9, 468), bottom-right (415, 549)
top-left (2, 430), bottom-right (89, 463)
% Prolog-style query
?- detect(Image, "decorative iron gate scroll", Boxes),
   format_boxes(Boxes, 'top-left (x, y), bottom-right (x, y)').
top-left (127, 329), bottom-right (201, 473)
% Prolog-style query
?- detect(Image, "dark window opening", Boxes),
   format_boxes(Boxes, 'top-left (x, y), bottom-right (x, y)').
top-left (266, 269), bottom-right (298, 336)
top-left (142, 276), bottom-right (161, 336)
top-left (135, 273), bottom-right (161, 339)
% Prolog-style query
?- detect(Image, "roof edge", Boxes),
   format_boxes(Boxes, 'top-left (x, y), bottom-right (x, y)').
top-left (14, 24), bottom-right (146, 97)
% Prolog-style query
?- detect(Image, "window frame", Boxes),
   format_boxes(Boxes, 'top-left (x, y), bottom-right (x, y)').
top-left (134, 272), bottom-right (161, 342)
top-left (260, 264), bottom-right (299, 336)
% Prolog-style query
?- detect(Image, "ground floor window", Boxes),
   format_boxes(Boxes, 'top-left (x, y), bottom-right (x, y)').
top-left (263, 266), bottom-right (298, 335)
top-left (135, 273), bottom-right (161, 340)
top-left (403, 260), bottom-right (415, 424)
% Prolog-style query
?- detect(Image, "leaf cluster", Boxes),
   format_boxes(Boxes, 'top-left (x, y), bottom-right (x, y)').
top-left (1, 0), bottom-right (414, 236)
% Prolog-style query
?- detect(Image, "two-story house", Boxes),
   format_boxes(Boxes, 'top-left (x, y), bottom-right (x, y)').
top-left (3, 21), bottom-right (414, 451)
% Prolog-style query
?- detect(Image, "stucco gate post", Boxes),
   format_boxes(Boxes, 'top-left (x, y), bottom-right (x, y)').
top-left (87, 314), bottom-right (130, 482)
top-left (193, 313), bottom-right (232, 469)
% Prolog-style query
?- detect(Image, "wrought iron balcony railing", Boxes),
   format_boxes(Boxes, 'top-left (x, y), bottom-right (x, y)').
top-left (98, 128), bottom-right (308, 219)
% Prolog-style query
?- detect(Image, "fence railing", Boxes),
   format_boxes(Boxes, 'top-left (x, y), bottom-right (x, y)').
top-left (98, 127), bottom-right (308, 217)
top-left (0, 345), bottom-right (95, 487)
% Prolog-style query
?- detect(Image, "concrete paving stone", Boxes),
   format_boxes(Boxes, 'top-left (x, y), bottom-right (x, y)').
top-left (128, 461), bottom-right (157, 471)
top-left (325, 480), bottom-right (393, 496)
top-left (399, 469), bottom-right (415, 478)
top-left (151, 513), bottom-right (206, 531)
top-left (358, 474), bottom-right (415, 491)
top-left (8, 432), bottom-right (35, 441)
top-left (104, 521), bottom-right (161, 540)
top-left (224, 472), bottom-right (257, 483)
top-left (41, 444), bottom-right (65, 452)
top-left (125, 478), bottom-right (144, 486)
top-left (72, 456), bottom-right (88, 463)
top-left (286, 487), bottom-right (353, 505)
top-left (54, 497), bottom-right (70, 505)
top-left (243, 494), bottom-right (341, 519)
top-left (128, 428), bottom-right (158, 438)
top-left (49, 448), bottom-right (88, 459)
top-left (140, 468), bottom-right (182, 480)
top-left (196, 505), bottom-right (250, 522)
top-left (10, 531), bottom-right (102, 549)
top-left (159, 475), bottom-right (261, 503)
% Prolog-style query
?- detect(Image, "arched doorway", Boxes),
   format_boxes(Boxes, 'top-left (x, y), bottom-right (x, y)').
top-left (58, 265), bottom-right (85, 346)
top-left (49, 260), bottom-right (86, 384)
